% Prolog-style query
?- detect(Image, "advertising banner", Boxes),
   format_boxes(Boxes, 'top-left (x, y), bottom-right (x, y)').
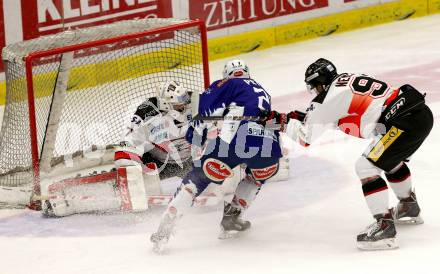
top-left (189, 0), bottom-right (329, 30)
top-left (21, 0), bottom-right (172, 40)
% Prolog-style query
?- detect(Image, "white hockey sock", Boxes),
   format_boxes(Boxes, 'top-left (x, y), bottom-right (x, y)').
top-left (362, 177), bottom-right (389, 216)
top-left (162, 182), bottom-right (197, 220)
top-left (389, 177), bottom-right (412, 199)
top-left (231, 175), bottom-right (262, 211)
top-left (386, 163), bottom-right (412, 199)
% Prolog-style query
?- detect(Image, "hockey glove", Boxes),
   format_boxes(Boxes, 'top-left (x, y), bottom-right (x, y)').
top-left (287, 110), bottom-right (306, 123)
top-left (262, 110), bottom-right (288, 131)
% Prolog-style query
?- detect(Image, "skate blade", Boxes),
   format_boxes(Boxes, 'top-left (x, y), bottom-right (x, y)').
top-left (395, 215), bottom-right (424, 225)
top-left (150, 235), bottom-right (168, 254)
top-left (357, 238), bottom-right (398, 251)
top-left (218, 227), bottom-right (248, 240)
top-left (152, 240), bottom-right (168, 254)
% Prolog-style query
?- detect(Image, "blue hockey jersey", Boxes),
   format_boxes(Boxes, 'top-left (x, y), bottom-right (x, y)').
top-left (198, 77), bottom-right (282, 157)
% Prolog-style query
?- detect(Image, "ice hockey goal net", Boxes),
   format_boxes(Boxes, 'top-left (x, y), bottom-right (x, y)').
top-left (0, 18), bottom-right (209, 208)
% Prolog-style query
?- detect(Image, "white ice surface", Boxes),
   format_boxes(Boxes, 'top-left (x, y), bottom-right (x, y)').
top-left (1, 14), bottom-right (440, 274)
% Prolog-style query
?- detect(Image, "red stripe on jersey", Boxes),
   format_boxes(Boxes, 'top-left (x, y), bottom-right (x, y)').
top-left (338, 115), bottom-right (361, 137)
top-left (383, 89), bottom-right (400, 107)
top-left (338, 94), bottom-right (373, 138)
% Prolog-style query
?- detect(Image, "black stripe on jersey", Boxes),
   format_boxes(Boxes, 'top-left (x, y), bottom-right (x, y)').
top-left (362, 177), bottom-right (388, 196)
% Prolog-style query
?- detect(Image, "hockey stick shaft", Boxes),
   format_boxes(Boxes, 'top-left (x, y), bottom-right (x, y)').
top-left (192, 114), bottom-right (263, 122)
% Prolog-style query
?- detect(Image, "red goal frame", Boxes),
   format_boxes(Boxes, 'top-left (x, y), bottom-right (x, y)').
top-left (23, 20), bottom-right (210, 207)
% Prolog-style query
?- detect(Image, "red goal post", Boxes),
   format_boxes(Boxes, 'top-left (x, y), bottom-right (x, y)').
top-left (0, 18), bottom-right (210, 209)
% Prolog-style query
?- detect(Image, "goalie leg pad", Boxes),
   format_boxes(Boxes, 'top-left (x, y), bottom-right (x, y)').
top-left (114, 146), bottom-right (144, 168)
top-left (117, 166), bottom-right (148, 212)
top-left (44, 180), bottom-right (121, 217)
top-left (43, 166), bottom-right (148, 217)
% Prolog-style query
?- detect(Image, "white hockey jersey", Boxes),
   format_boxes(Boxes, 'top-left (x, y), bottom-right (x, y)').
top-left (122, 97), bottom-right (192, 165)
top-left (289, 73), bottom-right (399, 145)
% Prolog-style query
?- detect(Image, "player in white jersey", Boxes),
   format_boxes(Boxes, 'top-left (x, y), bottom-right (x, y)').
top-left (267, 58), bottom-right (433, 250)
top-left (114, 80), bottom-right (192, 178)
top-left (42, 81), bottom-right (193, 217)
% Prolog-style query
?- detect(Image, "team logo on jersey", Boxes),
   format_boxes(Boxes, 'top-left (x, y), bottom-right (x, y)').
top-left (202, 158), bottom-right (234, 182)
top-left (250, 163), bottom-right (279, 181)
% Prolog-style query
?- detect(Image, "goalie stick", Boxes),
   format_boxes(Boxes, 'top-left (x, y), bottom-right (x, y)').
top-left (31, 192), bottom-right (222, 207)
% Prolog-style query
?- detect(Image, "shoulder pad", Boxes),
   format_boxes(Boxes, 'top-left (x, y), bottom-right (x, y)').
top-left (135, 97), bottom-right (160, 120)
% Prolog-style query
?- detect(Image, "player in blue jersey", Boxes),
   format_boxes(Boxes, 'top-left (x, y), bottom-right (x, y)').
top-left (150, 60), bottom-right (284, 252)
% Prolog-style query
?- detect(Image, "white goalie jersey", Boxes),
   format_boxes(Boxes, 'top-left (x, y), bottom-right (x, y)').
top-left (114, 96), bottom-right (192, 170)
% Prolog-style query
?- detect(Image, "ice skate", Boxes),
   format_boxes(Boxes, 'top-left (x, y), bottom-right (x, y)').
top-left (218, 202), bottom-right (251, 240)
top-left (357, 212), bottom-right (398, 251)
top-left (150, 214), bottom-right (176, 254)
top-left (42, 200), bottom-right (56, 218)
top-left (392, 191), bottom-right (424, 225)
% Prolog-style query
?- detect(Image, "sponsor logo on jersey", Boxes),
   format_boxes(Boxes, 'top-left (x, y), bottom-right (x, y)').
top-left (251, 163), bottom-right (279, 181)
top-left (202, 158), bottom-right (233, 182)
top-left (306, 103), bottom-right (315, 112)
top-left (247, 125), bottom-right (276, 140)
top-left (150, 123), bottom-right (166, 134)
top-left (367, 126), bottom-right (404, 162)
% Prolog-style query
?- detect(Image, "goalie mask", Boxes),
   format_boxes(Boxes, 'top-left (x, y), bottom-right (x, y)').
top-left (157, 80), bottom-right (190, 113)
top-left (305, 58), bottom-right (338, 95)
top-left (223, 59), bottom-right (250, 79)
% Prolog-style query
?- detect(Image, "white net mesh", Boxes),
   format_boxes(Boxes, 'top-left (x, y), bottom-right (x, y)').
top-left (0, 18), bottom-right (207, 190)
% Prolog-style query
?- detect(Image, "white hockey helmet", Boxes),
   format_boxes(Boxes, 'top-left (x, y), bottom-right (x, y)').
top-left (157, 80), bottom-right (190, 112)
top-left (222, 59), bottom-right (250, 79)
